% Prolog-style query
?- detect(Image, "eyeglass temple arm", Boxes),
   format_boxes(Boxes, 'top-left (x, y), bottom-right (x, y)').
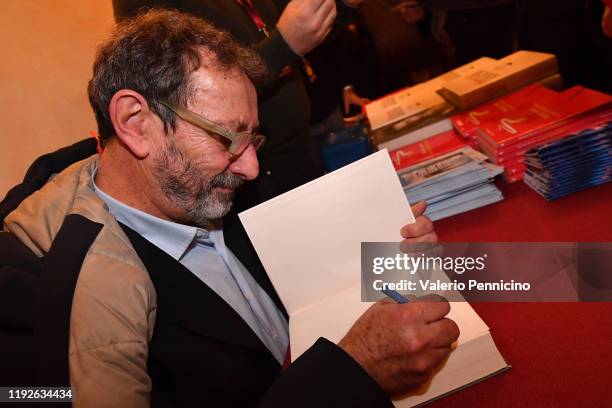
top-left (160, 100), bottom-right (249, 140)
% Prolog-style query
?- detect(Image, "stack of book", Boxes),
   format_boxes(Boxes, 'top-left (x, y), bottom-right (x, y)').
top-left (464, 86), bottom-right (612, 182)
top-left (366, 50), bottom-right (560, 148)
top-left (396, 146), bottom-right (504, 221)
top-left (523, 122), bottom-right (612, 200)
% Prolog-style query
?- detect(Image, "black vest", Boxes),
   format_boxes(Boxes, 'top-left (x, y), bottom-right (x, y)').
top-left (119, 212), bottom-right (287, 407)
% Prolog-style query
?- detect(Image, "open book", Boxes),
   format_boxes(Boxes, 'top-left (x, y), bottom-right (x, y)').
top-left (239, 151), bottom-right (509, 406)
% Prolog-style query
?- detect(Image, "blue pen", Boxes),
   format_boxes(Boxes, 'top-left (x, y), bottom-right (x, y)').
top-left (382, 289), bottom-right (409, 304)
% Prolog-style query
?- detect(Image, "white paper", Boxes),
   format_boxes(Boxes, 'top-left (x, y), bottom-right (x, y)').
top-left (239, 150), bottom-right (414, 315)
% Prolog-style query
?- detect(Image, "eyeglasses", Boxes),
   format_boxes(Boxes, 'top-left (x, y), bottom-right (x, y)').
top-left (160, 100), bottom-right (266, 157)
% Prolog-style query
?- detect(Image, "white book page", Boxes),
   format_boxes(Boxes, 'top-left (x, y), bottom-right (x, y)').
top-left (239, 151), bottom-right (414, 315)
top-left (289, 286), bottom-right (501, 408)
top-left (399, 333), bottom-right (508, 407)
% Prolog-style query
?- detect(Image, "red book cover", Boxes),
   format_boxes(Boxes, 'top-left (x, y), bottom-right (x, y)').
top-left (388, 129), bottom-right (467, 171)
top-left (478, 107), bottom-right (612, 164)
top-left (450, 84), bottom-right (553, 139)
top-left (477, 86), bottom-right (612, 149)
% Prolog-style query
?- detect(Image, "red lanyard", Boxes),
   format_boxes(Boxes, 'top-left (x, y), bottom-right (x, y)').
top-left (235, 0), bottom-right (269, 36)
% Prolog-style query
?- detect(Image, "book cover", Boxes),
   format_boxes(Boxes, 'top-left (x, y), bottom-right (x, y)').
top-left (477, 86), bottom-right (612, 149)
top-left (388, 129), bottom-right (467, 171)
top-left (450, 84), bottom-right (554, 140)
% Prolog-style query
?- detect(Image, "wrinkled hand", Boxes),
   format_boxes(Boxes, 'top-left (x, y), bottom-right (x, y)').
top-left (338, 296), bottom-right (459, 397)
top-left (400, 201), bottom-right (437, 244)
top-left (277, 0), bottom-right (337, 56)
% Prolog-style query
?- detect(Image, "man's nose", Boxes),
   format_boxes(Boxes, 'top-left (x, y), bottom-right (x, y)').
top-left (229, 144), bottom-right (259, 180)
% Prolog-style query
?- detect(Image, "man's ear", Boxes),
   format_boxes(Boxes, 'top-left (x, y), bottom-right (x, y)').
top-left (109, 90), bottom-right (154, 159)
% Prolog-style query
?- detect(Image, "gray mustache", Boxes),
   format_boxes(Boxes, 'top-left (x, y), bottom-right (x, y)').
top-left (210, 172), bottom-right (244, 190)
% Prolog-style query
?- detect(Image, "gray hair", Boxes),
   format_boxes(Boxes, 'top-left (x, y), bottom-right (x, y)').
top-left (87, 8), bottom-right (267, 145)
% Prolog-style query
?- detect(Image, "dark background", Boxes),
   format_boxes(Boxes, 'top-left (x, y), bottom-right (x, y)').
top-left (444, 0), bottom-right (612, 94)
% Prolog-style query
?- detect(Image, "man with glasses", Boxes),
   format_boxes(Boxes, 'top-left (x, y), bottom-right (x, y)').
top-left (114, 0), bottom-right (365, 210)
top-left (2, 9), bottom-right (456, 407)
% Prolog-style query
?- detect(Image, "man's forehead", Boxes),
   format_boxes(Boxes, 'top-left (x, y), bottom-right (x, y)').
top-left (189, 66), bottom-right (253, 96)
top-left (186, 64), bottom-right (258, 130)
top-left (190, 49), bottom-right (252, 88)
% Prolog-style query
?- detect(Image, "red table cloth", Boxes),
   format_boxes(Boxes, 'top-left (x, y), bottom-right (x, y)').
top-left (428, 180), bottom-right (612, 407)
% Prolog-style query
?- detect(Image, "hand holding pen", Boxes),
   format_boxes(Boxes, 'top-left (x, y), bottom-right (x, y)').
top-left (338, 293), bottom-right (459, 397)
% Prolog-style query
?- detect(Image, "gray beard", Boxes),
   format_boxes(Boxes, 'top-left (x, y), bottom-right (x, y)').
top-left (154, 137), bottom-right (244, 227)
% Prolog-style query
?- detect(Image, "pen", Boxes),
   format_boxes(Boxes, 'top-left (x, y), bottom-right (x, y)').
top-left (382, 289), bottom-right (409, 304)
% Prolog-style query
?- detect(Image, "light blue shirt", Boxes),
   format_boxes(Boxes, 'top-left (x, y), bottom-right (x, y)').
top-left (92, 172), bottom-right (289, 364)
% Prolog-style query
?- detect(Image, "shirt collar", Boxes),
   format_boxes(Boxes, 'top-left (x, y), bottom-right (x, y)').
top-left (92, 168), bottom-right (209, 261)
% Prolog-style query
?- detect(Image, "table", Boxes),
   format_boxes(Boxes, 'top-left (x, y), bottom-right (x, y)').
top-left (427, 180), bottom-right (612, 407)
top-left (435, 179), bottom-right (612, 242)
